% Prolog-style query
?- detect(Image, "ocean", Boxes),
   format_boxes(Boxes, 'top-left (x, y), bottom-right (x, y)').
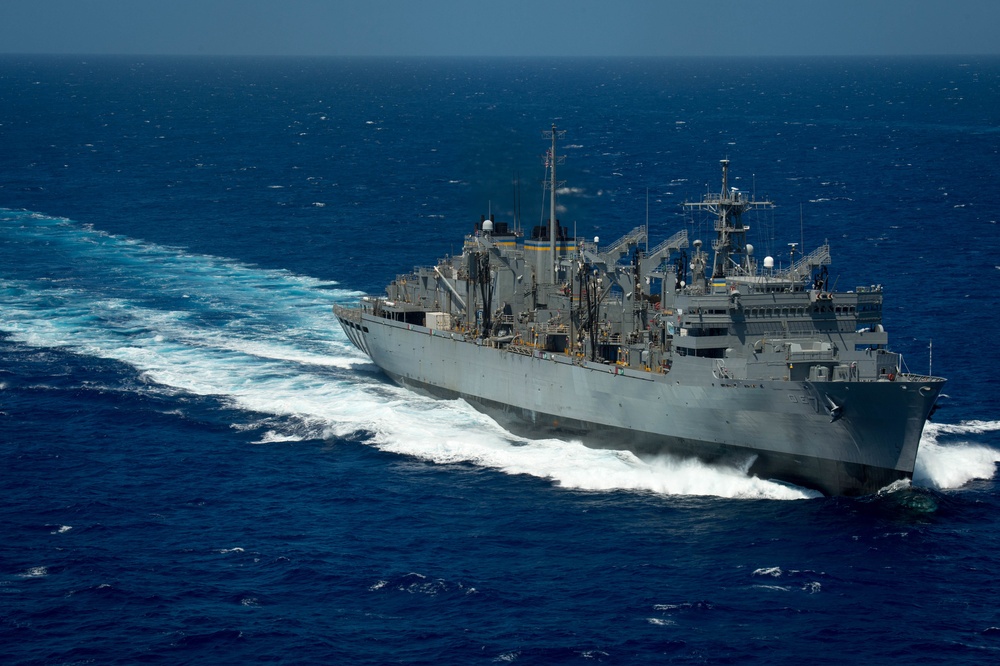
top-left (2, 55), bottom-right (1000, 663)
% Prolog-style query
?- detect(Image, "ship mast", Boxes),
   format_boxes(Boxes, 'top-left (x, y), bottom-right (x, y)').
top-left (685, 159), bottom-right (773, 278)
top-left (542, 124), bottom-right (566, 284)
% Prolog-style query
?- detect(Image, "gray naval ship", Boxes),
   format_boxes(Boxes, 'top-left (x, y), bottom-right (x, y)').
top-left (335, 126), bottom-right (945, 496)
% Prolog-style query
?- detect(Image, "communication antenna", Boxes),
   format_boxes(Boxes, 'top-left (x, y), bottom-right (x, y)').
top-left (542, 124), bottom-right (566, 283)
top-left (645, 188), bottom-right (649, 253)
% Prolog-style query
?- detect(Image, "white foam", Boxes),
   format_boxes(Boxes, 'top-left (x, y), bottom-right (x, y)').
top-left (346, 398), bottom-right (818, 500)
top-left (19, 566), bottom-right (48, 578)
top-left (924, 420), bottom-right (1000, 436)
top-left (913, 421), bottom-right (1000, 490)
top-left (254, 430), bottom-right (306, 444)
top-left (752, 567), bottom-right (783, 578)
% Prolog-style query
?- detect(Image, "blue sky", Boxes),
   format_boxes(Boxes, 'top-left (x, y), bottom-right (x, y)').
top-left (0, 0), bottom-right (997, 57)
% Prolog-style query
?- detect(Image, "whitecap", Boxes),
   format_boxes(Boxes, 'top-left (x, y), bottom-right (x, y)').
top-left (752, 567), bottom-right (783, 578)
top-left (19, 566), bottom-right (48, 578)
top-left (492, 651), bottom-right (520, 662)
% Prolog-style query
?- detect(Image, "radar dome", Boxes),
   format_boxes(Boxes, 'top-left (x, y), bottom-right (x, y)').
top-left (764, 256), bottom-right (774, 269)
top-left (746, 243), bottom-right (754, 256)
top-left (482, 219), bottom-right (494, 232)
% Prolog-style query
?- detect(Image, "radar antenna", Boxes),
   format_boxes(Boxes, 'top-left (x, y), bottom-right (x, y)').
top-left (683, 159), bottom-right (774, 279)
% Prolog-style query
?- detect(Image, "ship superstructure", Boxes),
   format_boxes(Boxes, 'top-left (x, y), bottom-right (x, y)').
top-left (334, 126), bottom-right (945, 496)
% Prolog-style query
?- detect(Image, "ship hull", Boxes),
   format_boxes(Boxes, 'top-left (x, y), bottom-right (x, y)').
top-left (337, 308), bottom-right (942, 497)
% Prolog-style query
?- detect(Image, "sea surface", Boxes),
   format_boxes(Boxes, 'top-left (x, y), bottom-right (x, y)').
top-left (2, 55), bottom-right (1000, 664)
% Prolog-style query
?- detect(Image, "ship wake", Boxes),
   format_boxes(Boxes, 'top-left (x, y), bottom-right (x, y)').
top-left (2, 211), bottom-right (995, 501)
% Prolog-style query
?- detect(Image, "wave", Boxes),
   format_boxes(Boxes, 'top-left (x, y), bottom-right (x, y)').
top-left (2, 210), bottom-right (995, 500)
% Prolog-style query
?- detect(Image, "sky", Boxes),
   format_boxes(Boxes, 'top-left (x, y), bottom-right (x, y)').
top-left (0, 0), bottom-right (997, 58)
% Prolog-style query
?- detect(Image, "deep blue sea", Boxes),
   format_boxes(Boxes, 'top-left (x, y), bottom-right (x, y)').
top-left (2, 55), bottom-right (1000, 664)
